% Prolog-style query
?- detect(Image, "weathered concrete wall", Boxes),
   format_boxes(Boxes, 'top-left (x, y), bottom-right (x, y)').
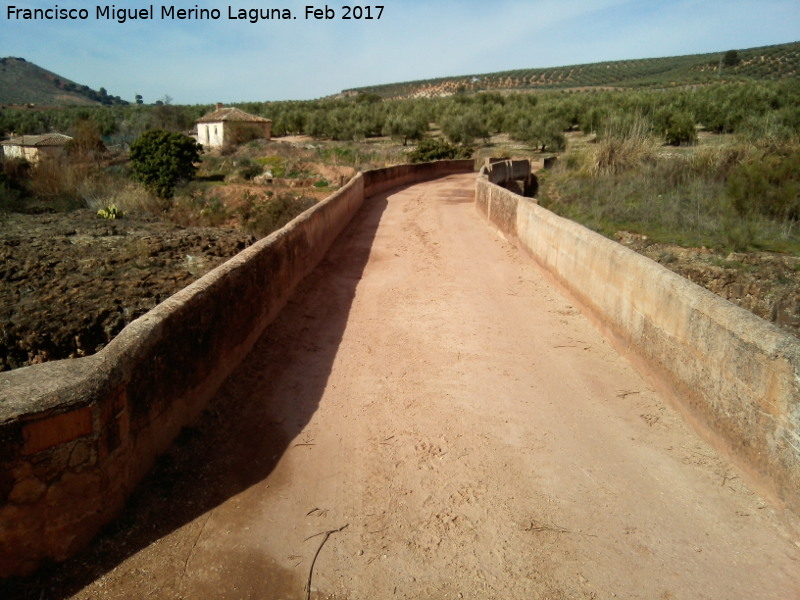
top-left (363, 159), bottom-right (474, 198)
top-left (479, 158), bottom-right (538, 199)
top-left (0, 160), bottom-right (474, 577)
top-left (475, 176), bottom-right (800, 514)
top-left (480, 158), bottom-right (532, 185)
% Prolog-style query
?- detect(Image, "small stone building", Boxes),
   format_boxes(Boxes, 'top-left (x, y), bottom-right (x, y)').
top-left (0, 133), bottom-right (73, 163)
top-left (196, 104), bottom-right (271, 149)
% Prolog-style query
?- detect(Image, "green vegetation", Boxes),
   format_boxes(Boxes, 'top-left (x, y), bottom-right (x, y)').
top-left (344, 41), bottom-right (800, 98)
top-left (538, 138), bottom-right (800, 253)
top-left (0, 57), bottom-right (127, 106)
top-left (727, 149), bottom-right (800, 221)
top-left (2, 42), bottom-right (799, 256)
top-left (129, 130), bottom-right (202, 199)
top-left (408, 138), bottom-right (472, 163)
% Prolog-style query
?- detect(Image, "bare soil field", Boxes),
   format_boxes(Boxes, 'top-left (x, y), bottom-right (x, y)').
top-left (4, 174), bottom-right (799, 600)
top-left (0, 210), bottom-right (254, 371)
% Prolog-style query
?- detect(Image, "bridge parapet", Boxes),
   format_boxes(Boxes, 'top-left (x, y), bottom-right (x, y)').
top-left (475, 174), bottom-right (800, 515)
top-left (480, 158), bottom-right (538, 197)
top-left (0, 159), bottom-right (474, 578)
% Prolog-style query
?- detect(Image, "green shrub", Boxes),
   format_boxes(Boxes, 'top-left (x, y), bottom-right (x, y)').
top-left (407, 138), bottom-right (473, 163)
top-left (727, 150), bottom-right (800, 220)
top-left (237, 158), bottom-right (263, 181)
top-left (655, 108), bottom-right (698, 146)
top-left (130, 130), bottom-right (202, 199)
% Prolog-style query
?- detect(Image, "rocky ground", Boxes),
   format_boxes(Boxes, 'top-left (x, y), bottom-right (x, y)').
top-left (0, 210), bottom-right (255, 372)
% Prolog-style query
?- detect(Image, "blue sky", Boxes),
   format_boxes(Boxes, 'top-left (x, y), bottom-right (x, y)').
top-left (1, 0), bottom-right (798, 104)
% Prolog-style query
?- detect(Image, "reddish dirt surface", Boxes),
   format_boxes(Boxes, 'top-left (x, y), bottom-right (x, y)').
top-left (5, 174), bottom-right (800, 599)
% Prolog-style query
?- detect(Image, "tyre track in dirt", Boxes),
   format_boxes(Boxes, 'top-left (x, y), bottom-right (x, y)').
top-left (36, 173), bottom-right (800, 600)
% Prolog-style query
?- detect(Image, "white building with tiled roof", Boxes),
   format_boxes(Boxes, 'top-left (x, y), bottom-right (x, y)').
top-left (0, 133), bottom-right (73, 163)
top-left (196, 104), bottom-right (271, 148)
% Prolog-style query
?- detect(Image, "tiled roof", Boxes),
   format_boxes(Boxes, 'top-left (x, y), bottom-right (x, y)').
top-left (0, 133), bottom-right (73, 147)
top-left (196, 107), bottom-right (271, 124)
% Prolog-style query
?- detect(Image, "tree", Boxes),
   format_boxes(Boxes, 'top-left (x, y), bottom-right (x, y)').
top-left (129, 130), bottom-right (201, 199)
top-left (723, 50), bottom-right (740, 68)
top-left (512, 114), bottom-right (566, 152)
top-left (440, 110), bottom-right (489, 145)
top-left (407, 138), bottom-right (472, 163)
top-left (382, 113), bottom-right (428, 145)
top-left (135, 94), bottom-right (143, 105)
top-left (654, 107), bottom-right (697, 146)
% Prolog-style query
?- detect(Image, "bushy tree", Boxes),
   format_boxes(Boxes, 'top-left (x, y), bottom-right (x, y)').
top-left (511, 113), bottom-right (567, 152)
top-left (129, 130), bottom-right (201, 199)
top-left (407, 138), bottom-right (472, 163)
top-left (654, 108), bottom-right (697, 146)
top-left (440, 110), bottom-right (489, 145)
top-left (727, 150), bottom-right (800, 220)
top-left (382, 113), bottom-right (428, 145)
top-left (723, 50), bottom-right (740, 67)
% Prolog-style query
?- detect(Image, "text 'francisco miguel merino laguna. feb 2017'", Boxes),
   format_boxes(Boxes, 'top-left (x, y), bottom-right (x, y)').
top-left (5, 4), bottom-right (385, 23)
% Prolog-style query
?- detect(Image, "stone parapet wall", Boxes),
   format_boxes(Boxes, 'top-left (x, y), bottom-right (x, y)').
top-left (479, 158), bottom-right (533, 184)
top-left (363, 159), bottom-right (474, 198)
top-left (475, 175), bottom-right (800, 514)
top-left (0, 160), bottom-right (474, 578)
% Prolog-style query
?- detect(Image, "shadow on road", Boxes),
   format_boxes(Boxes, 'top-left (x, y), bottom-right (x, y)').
top-left (3, 191), bottom-right (391, 600)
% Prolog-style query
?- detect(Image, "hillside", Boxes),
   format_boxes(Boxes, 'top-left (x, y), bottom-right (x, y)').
top-left (0, 57), bottom-right (127, 106)
top-left (344, 41), bottom-right (800, 99)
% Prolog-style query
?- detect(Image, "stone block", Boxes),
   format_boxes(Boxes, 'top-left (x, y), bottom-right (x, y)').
top-left (23, 406), bottom-right (94, 455)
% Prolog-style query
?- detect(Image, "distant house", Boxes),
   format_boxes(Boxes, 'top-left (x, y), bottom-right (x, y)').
top-left (0, 133), bottom-right (72, 163)
top-left (196, 104), bottom-right (271, 149)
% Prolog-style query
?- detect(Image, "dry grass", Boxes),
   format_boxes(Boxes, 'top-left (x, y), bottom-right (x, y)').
top-left (593, 113), bottom-right (658, 174)
top-left (539, 134), bottom-right (800, 254)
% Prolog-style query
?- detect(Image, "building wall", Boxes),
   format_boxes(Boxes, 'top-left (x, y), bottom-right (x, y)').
top-left (1, 145), bottom-right (39, 162)
top-left (222, 122), bottom-right (271, 146)
top-left (198, 121), bottom-right (271, 149)
top-left (1, 145), bottom-right (67, 164)
top-left (198, 123), bottom-right (225, 148)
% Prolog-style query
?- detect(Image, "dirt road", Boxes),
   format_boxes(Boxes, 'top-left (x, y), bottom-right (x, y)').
top-left (33, 174), bottom-right (800, 599)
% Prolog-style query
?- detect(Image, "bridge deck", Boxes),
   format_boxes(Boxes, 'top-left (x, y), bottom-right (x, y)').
top-left (61, 174), bottom-right (799, 599)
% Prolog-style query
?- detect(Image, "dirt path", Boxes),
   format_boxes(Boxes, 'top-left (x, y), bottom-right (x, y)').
top-left (30, 174), bottom-right (800, 599)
